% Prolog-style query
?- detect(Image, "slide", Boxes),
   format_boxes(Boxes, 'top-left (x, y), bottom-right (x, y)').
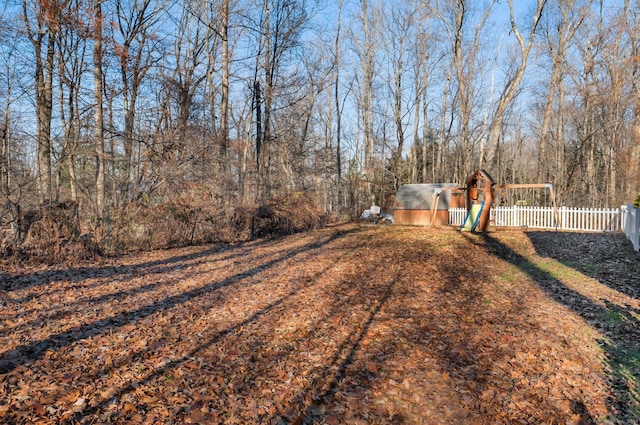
top-left (461, 202), bottom-right (484, 232)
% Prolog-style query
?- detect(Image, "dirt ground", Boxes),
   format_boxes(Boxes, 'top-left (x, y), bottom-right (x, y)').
top-left (1, 224), bottom-right (638, 424)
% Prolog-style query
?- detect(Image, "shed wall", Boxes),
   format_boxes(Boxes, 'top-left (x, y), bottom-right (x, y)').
top-left (394, 210), bottom-right (450, 226)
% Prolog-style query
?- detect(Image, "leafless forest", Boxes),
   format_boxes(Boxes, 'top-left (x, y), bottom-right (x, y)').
top-left (1, 0), bottom-right (640, 256)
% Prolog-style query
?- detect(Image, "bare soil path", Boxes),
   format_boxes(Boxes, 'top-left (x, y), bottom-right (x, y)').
top-left (1, 224), bottom-right (638, 424)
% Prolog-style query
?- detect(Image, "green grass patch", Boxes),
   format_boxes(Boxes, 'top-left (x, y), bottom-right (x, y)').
top-left (602, 340), bottom-right (640, 420)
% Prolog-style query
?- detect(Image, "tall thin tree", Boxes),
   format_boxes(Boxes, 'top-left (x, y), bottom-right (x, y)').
top-left (23, 0), bottom-right (60, 204)
top-left (482, 0), bottom-right (547, 168)
top-left (94, 0), bottom-right (105, 219)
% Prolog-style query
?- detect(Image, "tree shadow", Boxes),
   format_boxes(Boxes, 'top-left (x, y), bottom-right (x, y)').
top-left (62, 227), bottom-right (414, 424)
top-left (1, 225), bottom-right (627, 424)
top-left (257, 228), bottom-right (606, 424)
top-left (2, 241), bottom-right (266, 294)
top-left (239, 228), bottom-right (614, 424)
top-left (1, 235), bottom-right (317, 336)
top-left (71, 276), bottom-right (321, 424)
top-left (482, 232), bottom-right (640, 423)
top-left (280, 229), bottom-right (616, 424)
top-left (526, 231), bottom-right (640, 302)
top-left (2, 229), bottom-right (336, 294)
top-left (3, 264), bottom-right (223, 335)
top-left (0, 229), bottom-right (356, 377)
top-left (62, 228), bottom-right (368, 424)
top-left (274, 269), bottom-right (402, 423)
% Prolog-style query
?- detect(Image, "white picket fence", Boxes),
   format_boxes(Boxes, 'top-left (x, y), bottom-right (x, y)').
top-left (449, 206), bottom-right (623, 232)
top-left (621, 204), bottom-right (640, 251)
top-left (449, 208), bottom-right (468, 226)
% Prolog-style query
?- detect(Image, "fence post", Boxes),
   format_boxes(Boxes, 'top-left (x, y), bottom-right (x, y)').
top-left (633, 205), bottom-right (640, 252)
top-left (622, 204), bottom-right (640, 252)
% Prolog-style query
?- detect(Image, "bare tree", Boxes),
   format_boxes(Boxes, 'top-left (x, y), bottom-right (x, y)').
top-left (167, 0), bottom-right (207, 156)
top-left (334, 0), bottom-right (344, 209)
top-left (433, 0), bottom-right (495, 181)
top-left (0, 19), bottom-right (17, 231)
top-left (56, 1), bottom-right (86, 204)
top-left (359, 0), bottom-right (376, 203)
top-left (382, 2), bottom-right (416, 190)
top-left (482, 0), bottom-right (547, 168)
top-left (254, 0), bottom-right (308, 199)
top-left (23, 0), bottom-right (62, 204)
top-left (623, 0), bottom-right (640, 198)
top-left (536, 0), bottom-right (590, 183)
top-left (220, 0), bottom-right (230, 167)
top-left (113, 0), bottom-right (166, 199)
top-left (414, 2), bottom-right (437, 183)
top-left (94, 0), bottom-right (106, 218)
top-left (0, 12), bottom-right (34, 239)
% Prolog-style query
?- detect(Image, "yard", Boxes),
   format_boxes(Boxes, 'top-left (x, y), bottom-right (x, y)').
top-left (1, 224), bottom-right (639, 424)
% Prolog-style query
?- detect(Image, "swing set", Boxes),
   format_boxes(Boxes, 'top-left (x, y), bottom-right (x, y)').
top-left (492, 183), bottom-right (560, 230)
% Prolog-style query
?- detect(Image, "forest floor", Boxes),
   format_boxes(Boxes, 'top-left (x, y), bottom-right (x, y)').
top-left (1, 223), bottom-right (639, 424)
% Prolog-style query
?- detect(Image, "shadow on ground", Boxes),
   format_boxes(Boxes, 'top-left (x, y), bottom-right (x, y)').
top-left (0, 225), bottom-right (630, 424)
top-left (483, 231), bottom-right (640, 424)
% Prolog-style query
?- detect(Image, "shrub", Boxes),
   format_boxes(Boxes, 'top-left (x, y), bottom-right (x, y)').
top-left (1, 192), bottom-right (329, 264)
top-left (634, 194), bottom-right (640, 209)
top-left (249, 192), bottom-right (328, 238)
top-left (98, 198), bottom-right (228, 254)
top-left (13, 202), bottom-right (101, 265)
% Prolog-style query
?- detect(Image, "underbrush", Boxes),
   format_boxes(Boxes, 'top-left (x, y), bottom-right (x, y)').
top-left (0, 201), bottom-right (100, 265)
top-left (0, 192), bottom-right (329, 265)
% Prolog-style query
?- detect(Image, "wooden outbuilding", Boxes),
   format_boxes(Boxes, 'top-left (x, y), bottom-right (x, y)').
top-left (394, 184), bottom-right (465, 225)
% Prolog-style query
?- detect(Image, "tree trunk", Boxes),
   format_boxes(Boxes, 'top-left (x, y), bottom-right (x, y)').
top-left (361, 0), bottom-right (375, 204)
top-left (255, 79), bottom-right (262, 174)
top-left (335, 0), bottom-right (343, 210)
top-left (453, 1), bottom-right (469, 179)
top-left (220, 0), bottom-right (230, 169)
top-left (1, 107), bottom-right (9, 213)
top-left (57, 37), bottom-right (73, 204)
top-left (483, 0), bottom-right (547, 168)
top-left (115, 0), bottom-right (161, 200)
top-left (121, 67), bottom-right (138, 198)
top-left (422, 71), bottom-right (429, 183)
top-left (94, 0), bottom-right (106, 219)
top-left (538, 62), bottom-right (561, 182)
top-left (393, 42), bottom-right (404, 190)
top-left (439, 60), bottom-right (453, 182)
top-left (259, 0), bottom-right (272, 199)
top-left (28, 9), bottom-right (56, 205)
top-left (536, 0), bottom-right (587, 183)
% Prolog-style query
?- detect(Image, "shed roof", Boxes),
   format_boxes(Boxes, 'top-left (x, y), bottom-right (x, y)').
top-left (395, 183), bottom-right (459, 210)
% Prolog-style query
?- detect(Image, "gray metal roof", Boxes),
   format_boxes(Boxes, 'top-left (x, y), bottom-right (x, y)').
top-left (395, 184), bottom-right (459, 210)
